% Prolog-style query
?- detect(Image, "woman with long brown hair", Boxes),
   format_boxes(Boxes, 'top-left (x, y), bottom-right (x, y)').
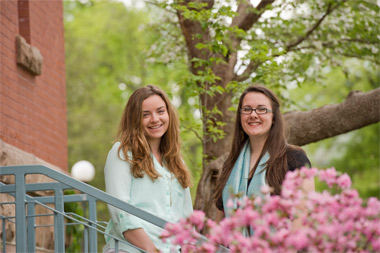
top-left (103, 85), bottom-right (192, 252)
top-left (214, 85), bottom-right (314, 222)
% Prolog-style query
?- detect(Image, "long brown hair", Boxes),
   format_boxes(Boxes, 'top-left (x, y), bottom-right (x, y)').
top-left (214, 85), bottom-right (288, 200)
top-left (117, 85), bottom-right (191, 188)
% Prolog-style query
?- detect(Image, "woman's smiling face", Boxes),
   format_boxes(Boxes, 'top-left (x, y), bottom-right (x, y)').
top-left (142, 94), bottom-right (169, 144)
top-left (240, 92), bottom-right (273, 140)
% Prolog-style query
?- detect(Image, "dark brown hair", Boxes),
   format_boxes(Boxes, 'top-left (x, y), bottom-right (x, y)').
top-left (117, 85), bottom-right (191, 188)
top-left (214, 85), bottom-right (289, 200)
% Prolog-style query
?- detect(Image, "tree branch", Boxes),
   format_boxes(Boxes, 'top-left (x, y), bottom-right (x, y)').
top-left (176, 0), bottom-right (214, 63)
top-left (232, 1), bottom-right (344, 83)
top-left (182, 125), bottom-right (203, 144)
top-left (227, 0), bottom-right (275, 58)
top-left (285, 2), bottom-right (343, 51)
top-left (279, 41), bottom-right (380, 65)
top-left (226, 0), bottom-right (275, 74)
top-left (231, 0), bottom-right (275, 31)
top-left (284, 88), bottom-right (380, 146)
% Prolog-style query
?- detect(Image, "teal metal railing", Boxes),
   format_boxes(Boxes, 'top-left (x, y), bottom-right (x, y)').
top-left (0, 165), bottom-right (170, 252)
top-left (0, 165), bottom-right (228, 252)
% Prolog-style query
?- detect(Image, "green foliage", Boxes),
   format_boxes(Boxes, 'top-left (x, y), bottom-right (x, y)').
top-left (331, 123), bottom-right (379, 198)
top-left (161, 0), bottom-right (379, 91)
top-left (65, 1), bottom-right (150, 192)
top-left (291, 60), bottom-right (380, 199)
top-left (64, 0), bottom-right (204, 203)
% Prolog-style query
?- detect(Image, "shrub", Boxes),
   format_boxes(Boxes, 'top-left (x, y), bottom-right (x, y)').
top-left (161, 167), bottom-right (380, 252)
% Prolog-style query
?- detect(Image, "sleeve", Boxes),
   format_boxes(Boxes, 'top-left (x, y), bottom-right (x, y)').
top-left (182, 187), bottom-right (194, 218)
top-left (287, 147), bottom-right (312, 172)
top-left (104, 142), bottom-right (143, 234)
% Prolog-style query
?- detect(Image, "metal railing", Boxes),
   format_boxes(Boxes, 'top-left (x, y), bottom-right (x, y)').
top-left (0, 165), bottom-right (171, 252)
top-left (0, 165), bottom-right (229, 253)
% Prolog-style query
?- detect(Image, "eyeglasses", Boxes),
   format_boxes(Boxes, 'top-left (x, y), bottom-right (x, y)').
top-left (240, 107), bottom-right (273, 115)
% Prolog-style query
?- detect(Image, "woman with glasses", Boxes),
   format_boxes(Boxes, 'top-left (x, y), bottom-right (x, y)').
top-left (214, 85), bottom-right (314, 222)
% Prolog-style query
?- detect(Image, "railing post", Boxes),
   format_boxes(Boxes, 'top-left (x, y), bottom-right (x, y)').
top-left (15, 170), bottom-right (27, 252)
top-left (27, 201), bottom-right (36, 253)
top-left (88, 196), bottom-right (97, 253)
top-left (54, 186), bottom-right (65, 252)
top-left (83, 225), bottom-right (89, 252)
top-left (2, 217), bottom-right (6, 252)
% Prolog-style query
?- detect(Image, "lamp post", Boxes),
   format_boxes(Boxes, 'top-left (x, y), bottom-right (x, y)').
top-left (71, 160), bottom-right (96, 215)
top-left (71, 160), bottom-right (95, 251)
top-left (71, 160), bottom-right (95, 183)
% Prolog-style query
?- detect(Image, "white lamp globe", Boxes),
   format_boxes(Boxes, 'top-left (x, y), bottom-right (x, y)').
top-left (71, 160), bottom-right (95, 182)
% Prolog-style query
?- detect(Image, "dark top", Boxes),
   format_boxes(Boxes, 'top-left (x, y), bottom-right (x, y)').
top-left (215, 147), bottom-right (311, 211)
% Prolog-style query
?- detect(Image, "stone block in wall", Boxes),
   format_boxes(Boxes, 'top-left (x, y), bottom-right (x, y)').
top-left (0, 140), bottom-right (64, 187)
top-left (0, 194), bottom-right (16, 251)
top-left (16, 35), bottom-right (43, 75)
top-left (0, 141), bottom-right (67, 252)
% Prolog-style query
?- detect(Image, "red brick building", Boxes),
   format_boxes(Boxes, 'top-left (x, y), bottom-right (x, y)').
top-left (0, 0), bottom-right (67, 169)
top-left (0, 0), bottom-right (67, 250)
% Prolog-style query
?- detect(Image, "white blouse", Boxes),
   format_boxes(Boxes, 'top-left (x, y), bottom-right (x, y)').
top-left (103, 142), bottom-right (193, 252)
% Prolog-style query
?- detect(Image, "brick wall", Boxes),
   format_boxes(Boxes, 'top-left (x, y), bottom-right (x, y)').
top-left (0, 0), bottom-right (67, 171)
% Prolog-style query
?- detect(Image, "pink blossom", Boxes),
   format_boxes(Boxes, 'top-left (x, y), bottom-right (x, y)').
top-left (271, 228), bottom-right (289, 244)
top-left (300, 167), bottom-right (318, 178)
top-left (201, 242), bottom-right (216, 252)
top-left (161, 167), bottom-right (380, 252)
top-left (260, 184), bottom-right (272, 194)
top-left (372, 235), bottom-right (380, 251)
top-left (206, 219), bottom-right (216, 229)
top-left (365, 197), bottom-right (380, 216)
top-left (226, 199), bottom-right (234, 208)
top-left (254, 196), bottom-right (263, 206)
top-left (318, 224), bottom-right (337, 238)
top-left (337, 173), bottom-right (352, 189)
top-left (263, 212), bottom-right (280, 226)
top-left (188, 210), bottom-right (205, 230)
top-left (286, 231), bottom-right (309, 250)
top-left (160, 229), bottom-right (171, 241)
top-left (237, 207), bottom-right (259, 227)
top-left (319, 167), bottom-right (338, 186)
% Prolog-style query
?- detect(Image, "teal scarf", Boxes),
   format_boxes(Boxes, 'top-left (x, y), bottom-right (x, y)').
top-left (222, 141), bottom-right (269, 216)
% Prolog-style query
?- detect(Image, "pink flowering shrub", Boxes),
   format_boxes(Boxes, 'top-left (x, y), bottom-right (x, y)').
top-left (161, 167), bottom-right (380, 252)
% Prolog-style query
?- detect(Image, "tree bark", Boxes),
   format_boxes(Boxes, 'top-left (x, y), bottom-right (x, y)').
top-left (285, 88), bottom-right (380, 146)
top-left (194, 88), bottom-right (380, 218)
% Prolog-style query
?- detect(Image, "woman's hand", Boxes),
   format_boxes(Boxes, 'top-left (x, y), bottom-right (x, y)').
top-left (123, 228), bottom-right (158, 252)
top-left (292, 176), bottom-right (315, 231)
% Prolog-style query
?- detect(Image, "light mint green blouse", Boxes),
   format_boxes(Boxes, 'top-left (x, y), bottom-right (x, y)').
top-left (103, 142), bottom-right (193, 252)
